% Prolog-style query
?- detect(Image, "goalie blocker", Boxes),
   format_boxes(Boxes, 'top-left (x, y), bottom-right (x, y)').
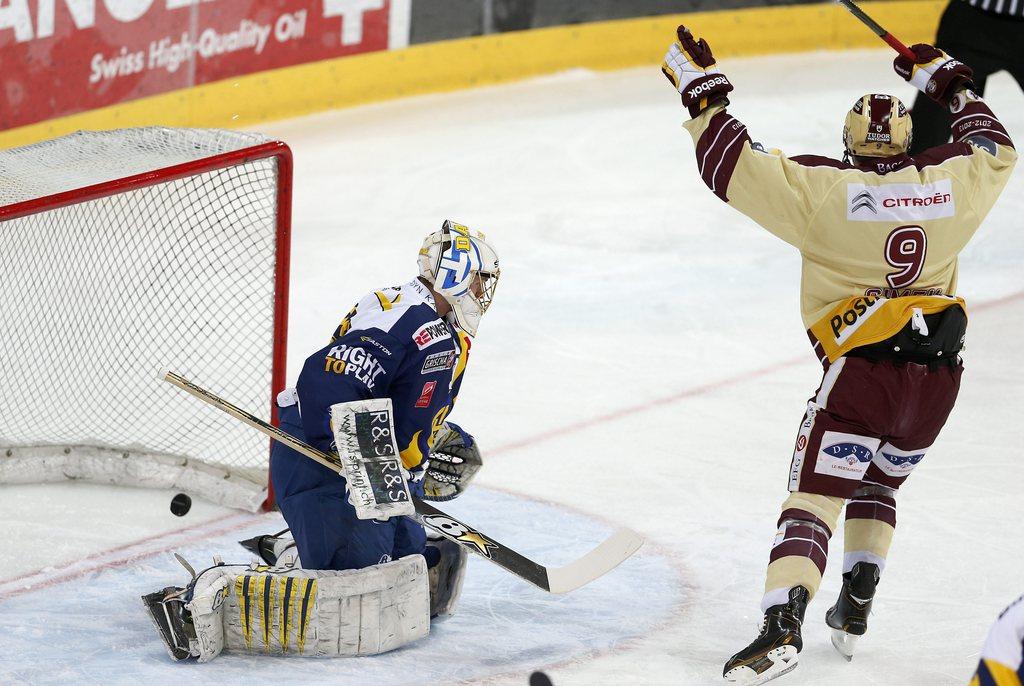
top-left (328, 396), bottom-right (413, 521)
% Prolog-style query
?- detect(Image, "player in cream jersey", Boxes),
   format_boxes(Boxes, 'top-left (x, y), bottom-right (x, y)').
top-left (663, 26), bottom-right (1016, 685)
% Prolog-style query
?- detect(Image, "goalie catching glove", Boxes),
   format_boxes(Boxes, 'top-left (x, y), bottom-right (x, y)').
top-left (422, 422), bottom-right (482, 502)
top-left (662, 26), bottom-right (733, 118)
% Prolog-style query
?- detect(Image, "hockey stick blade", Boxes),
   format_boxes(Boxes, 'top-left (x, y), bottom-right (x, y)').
top-left (161, 370), bottom-right (644, 593)
top-left (544, 527), bottom-right (644, 594)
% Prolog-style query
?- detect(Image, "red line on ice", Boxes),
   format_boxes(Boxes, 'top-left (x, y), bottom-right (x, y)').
top-left (489, 355), bottom-right (808, 456)
top-left (489, 287), bottom-right (1024, 457)
top-left (0, 511), bottom-right (260, 601)
top-left (3, 289), bottom-right (1021, 602)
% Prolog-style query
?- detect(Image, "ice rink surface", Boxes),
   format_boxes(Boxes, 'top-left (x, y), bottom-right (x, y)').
top-left (3, 49), bottom-right (1024, 685)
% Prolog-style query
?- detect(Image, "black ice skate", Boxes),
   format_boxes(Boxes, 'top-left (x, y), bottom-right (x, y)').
top-left (825, 561), bottom-right (880, 661)
top-left (723, 586), bottom-right (808, 685)
top-left (238, 527), bottom-right (293, 566)
top-left (141, 586), bottom-right (194, 661)
top-left (238, 534), bottom-right (281, 565)
top-left (427, 535), bottom-right (468, 618)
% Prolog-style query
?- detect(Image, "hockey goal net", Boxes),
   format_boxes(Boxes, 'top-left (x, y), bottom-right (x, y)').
top-left (0, 128), bottom-right (291, 511)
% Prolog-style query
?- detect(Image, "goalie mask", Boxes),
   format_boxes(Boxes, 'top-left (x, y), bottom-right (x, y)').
top-left (843, 94), bottom-right (912, 161)
top-left (418, 221), bottom-right (500, 337)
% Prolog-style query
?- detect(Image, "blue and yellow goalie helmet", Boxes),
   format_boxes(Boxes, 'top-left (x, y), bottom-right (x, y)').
top-left (418, 220), bottom-right (500, 337)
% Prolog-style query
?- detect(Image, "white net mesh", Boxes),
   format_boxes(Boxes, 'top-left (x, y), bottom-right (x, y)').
top-left (0, 128), bottom-right (288, 510)
top-left (0, 128), bottom-right (273, 206)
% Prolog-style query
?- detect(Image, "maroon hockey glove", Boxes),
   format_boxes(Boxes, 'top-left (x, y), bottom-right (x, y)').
top-left (894, 43), bottom-right (973, 106)
top-left (662, 26), bottom-right (733, 118)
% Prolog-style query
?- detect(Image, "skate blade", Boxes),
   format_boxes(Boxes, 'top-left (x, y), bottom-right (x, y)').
top-left (830, 629), bottom-right (858, 662)
top-left (723, 645), bottom-right (798, 685)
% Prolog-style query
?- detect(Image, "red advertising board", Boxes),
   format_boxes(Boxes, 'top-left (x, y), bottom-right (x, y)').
top-left (0, 0), bottom-right (397, 131)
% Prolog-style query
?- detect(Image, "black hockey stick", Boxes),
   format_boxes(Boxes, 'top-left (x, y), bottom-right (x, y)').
top-left (161, 370), bottom-right (643, 594)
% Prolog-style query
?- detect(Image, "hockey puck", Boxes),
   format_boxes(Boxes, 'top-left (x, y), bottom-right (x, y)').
top-left (170, 493), bottom-right (192, 517)
top-left (529, 672), bottom-right (553, 686)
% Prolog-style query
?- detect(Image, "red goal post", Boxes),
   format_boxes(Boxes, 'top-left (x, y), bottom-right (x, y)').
top-left (0, 128), bottom-right (291, 511)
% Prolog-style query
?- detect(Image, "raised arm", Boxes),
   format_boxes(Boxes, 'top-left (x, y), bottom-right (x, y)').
top-left (662, 26), bottom-right (840, 249)
top-left (893, 44), bottom-right (1017, 214)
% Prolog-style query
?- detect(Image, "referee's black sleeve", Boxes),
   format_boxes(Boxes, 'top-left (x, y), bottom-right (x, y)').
top-left (961, 0), bottom-right (1024, 19)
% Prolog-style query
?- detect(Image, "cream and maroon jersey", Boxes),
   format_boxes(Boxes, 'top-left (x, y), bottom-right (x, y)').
top-left (682, 94), bottom-right (1017, 364)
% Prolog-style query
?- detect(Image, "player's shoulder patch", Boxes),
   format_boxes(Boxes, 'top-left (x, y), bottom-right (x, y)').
top-left (420, 349), bottom-right (457, 374)
top-left (966, 135), bottom-right (998, 157)
top-left (411, 319), bottom-right (452, 351)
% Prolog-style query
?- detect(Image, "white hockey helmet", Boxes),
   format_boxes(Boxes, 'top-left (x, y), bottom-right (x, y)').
top-left (418, 220), bottom-right (500, 337)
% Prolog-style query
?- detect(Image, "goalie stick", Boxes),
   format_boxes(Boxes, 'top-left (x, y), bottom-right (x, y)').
top-left (161, 370), bottom-right (644, 594)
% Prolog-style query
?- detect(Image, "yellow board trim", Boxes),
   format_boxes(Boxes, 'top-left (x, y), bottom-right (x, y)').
top-left (0, 1), bottom-right (944, 150)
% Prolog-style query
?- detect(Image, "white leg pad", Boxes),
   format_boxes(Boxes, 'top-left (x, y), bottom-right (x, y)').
top-left (186, 554), bottom-right (429, 661)
top-left (189, 574), bottom-right (230, 662)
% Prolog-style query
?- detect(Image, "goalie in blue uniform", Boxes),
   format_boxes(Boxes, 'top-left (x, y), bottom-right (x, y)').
top-left (262, 220), bottom-right (499, 576)
top-left (141, 221), bottom-right (500, 663)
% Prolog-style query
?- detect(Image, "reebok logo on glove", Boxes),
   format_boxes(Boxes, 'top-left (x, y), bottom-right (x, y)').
top-left (688, 76), bottom-right (730, 99)
top-left (680, 73), bottom-right (734, 117)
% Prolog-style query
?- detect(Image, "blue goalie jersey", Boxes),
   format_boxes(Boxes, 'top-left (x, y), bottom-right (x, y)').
top-left (296, 278), bottom-right (471, 470)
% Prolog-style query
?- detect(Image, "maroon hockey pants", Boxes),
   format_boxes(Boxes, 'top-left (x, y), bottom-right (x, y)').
top-left (788, 356), bottom-right (963, 499)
